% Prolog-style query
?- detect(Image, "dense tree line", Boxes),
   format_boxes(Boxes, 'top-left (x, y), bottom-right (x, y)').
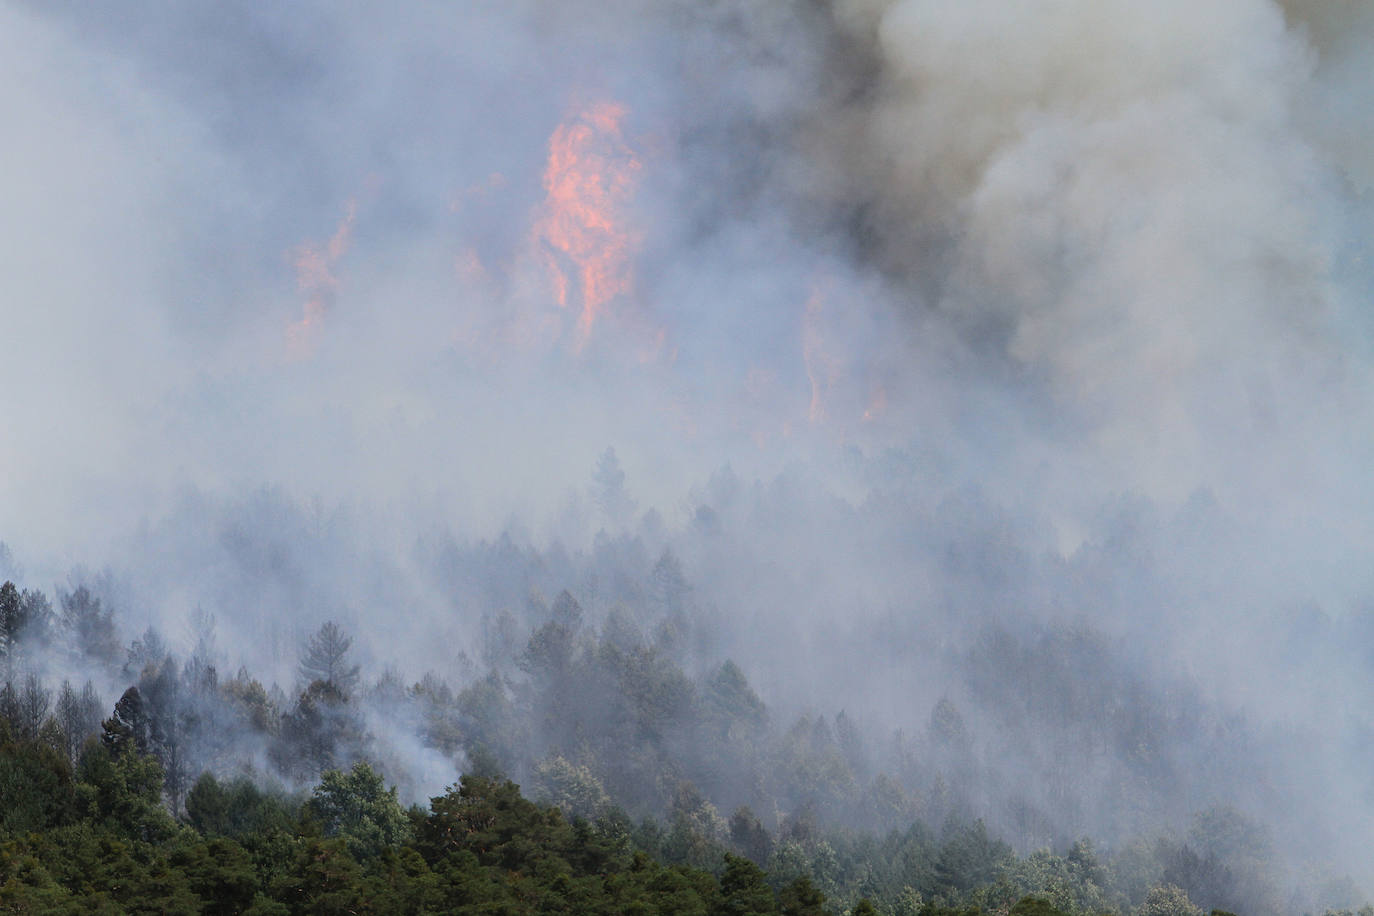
top-left (0, 720), bottom-right (1315, 916)
top-left (0, 722), bottom-right (818, 912)
top-left (0, 549), bottom-right (1365, 914)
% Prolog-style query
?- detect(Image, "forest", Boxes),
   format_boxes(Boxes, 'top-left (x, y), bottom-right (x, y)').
top-left (0, 529), bottom-right (1367, 914)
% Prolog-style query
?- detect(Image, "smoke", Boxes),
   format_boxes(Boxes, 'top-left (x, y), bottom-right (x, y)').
top-left (2, 0), bottom-right (1373, 902)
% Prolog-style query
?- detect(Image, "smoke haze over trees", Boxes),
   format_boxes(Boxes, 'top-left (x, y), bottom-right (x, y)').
top-left (2, 0), bottom-right (1374, 912)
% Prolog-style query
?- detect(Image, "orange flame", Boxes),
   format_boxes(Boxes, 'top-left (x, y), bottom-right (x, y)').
top-left (287, 201), bottom-right (357, 357)
top-left (533, 101), bottom-right (641, 339)
top-left (862, 385), bottom-right (888, 422)
top-left (802, 289), bottom-right (842, 424)
top-left (450, 172), bottom-right (506, 212)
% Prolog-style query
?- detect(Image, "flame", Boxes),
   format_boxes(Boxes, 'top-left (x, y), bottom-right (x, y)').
top-left (740, 367), bottom-right (786, 448)
top-left (450, 172), bottom-right (506, 212)
top-left (533, 100), bottom-right (641, 339)
top-left (802, 289), bottom-right (842, 424)
top-left (287, 200), bottom-right (357, 357)
top-left (456, 247), bottom-right (487, 283)
top-left (863, 386), bottom-right (887, 422)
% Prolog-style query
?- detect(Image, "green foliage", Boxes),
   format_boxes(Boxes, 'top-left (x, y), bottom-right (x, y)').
top-left (1139, 883), bottom-right (1205, 916)
top-left (0, 723), bottom-right (1358, 916)
top-left (0, 572), bottom-right (1357, 916)
top-left (75, 740), bottom-right (177, 843)
top-left (421, 774), bottom-right (576, 872)
top-left (934, 819), bottom-right (1012, 894)
top-left (705, 660), bottom-right (768, 738)
top-left (0, 726), bottom-right (78, 836)
top-left (533, 753), bottom-right (611, 820)
top-left (186, 772), bottom-right (299, 838)
top-left (60, 585), bottom-right (121, 665)
top-left (169, 836), bottom-right (259, 915)
top-left (270, 679), bottom-right (366, 782)
top-left (101, 685), bottom-right (151, 756)
top-left (778, 874), bottom-right (827, 916)
top-left (223, 670), bottom-right (277, 733)
top-left (0, 581), bottom-right (27, 661)
top-left (306, 762), bottom-right (413, 860)
top-left (0, 736), bottom-right (746, 912)
top-left (455, 671), bottom-right (524, 774)
top-left (716, 852), bottom-right (777, 916)
top-left (1002, 845), bottom-right (1110, 914)
top-left (730, 805), bottom-right (773, 864)
top-left (1008, 895), bottom-right (1071, 916)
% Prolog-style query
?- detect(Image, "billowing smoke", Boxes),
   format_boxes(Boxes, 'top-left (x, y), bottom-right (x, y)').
top-left (2, 0), bottom-right (1372, 907)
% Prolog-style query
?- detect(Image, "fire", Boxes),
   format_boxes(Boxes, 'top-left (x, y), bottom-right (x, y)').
top-left (450, 172), bottom-right (506, 212)
top-left (533, 100), bottom-right (641, 339)
top-left (802, 288), bottom-right (842, 424)
top-left (863, 385), bottom-right (888, 422)
top-left (287, 200), bottom-right (357, 357)
top-left (800, 283), bottom-right (892, 434)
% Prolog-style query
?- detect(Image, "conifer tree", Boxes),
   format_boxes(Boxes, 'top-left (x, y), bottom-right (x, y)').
top-left (299, 620), bottom-right (361, 693)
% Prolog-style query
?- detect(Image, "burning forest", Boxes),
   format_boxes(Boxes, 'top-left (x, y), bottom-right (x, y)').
top-left (1, 0), bottom-right (1373, 912)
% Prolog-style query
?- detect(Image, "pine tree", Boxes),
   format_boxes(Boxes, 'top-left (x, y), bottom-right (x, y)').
top-left (715, 853), bottom-right (777, 916)
top-left (102, 686), bottom-right (151, 756)
top-left (60, 585), bottom-right (120, 665)
top-left (56, 679), bottom-right (103, 765)
top-left (591, 446), bottom-right (637, 526)
top-left (299, 621), bottom-right (361, 693)
top-left (17, 673), bottom-right (50, 742)
top-left (0, 582), bottom-right (20, 671)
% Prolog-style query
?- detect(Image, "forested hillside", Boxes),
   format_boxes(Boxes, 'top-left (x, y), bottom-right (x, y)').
top-left (0, 545), bottom-right (1367, 914)
top-left (0, 710), bottom-right (1330, 915)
